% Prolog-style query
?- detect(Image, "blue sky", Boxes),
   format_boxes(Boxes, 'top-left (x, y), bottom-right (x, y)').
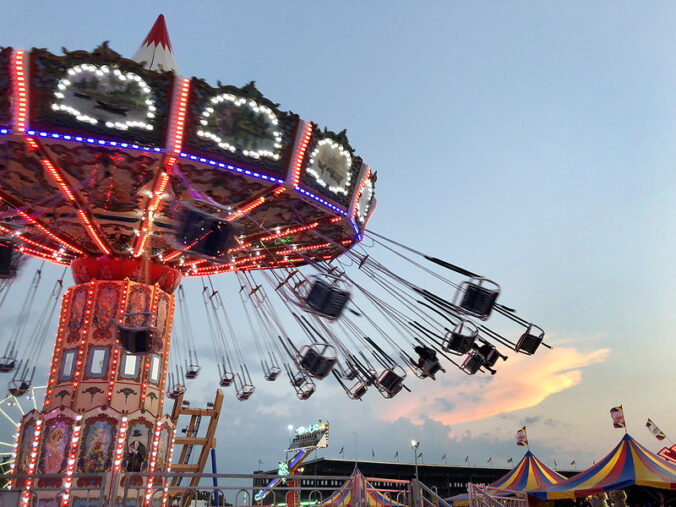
top-left (1, 1), bottom-right (676, 474)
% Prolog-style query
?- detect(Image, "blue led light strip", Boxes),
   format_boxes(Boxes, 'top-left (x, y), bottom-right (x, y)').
top-left (26, 130), bottom-right (163, 152)
top-left (179, 152), bottom-right (286, 185)
top-left (350, 217), bottom-right (362, 242)
top-left (294, 185), bottom-right (348, 216)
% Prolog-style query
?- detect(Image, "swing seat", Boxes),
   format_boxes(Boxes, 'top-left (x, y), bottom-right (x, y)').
top-left (297, 382), bottom-right (316, 400)
top-left (304, 280), bottom-right (350, 319)
top-left (219, 372), bottom-right (234, 387)
top-left (291, 373), bottom-right (306, 387)
top-left (377, 369), bottom-right (404, 398)
top-left (264, 366), bottom-right (280, 381)
top-left (8, 380), bottom-right (31, 397)
top-left (461, 351), bottom-right (484, 375)
top-left (177, 206), bottom-right (236, 259)
top-left (117, 312), bottom-right (157, 355)
top-left (236, 385), bottom-right (255, 401)
top-left (342, 366), bottom-right (358, 381)
top-left (515, 324), bottom-right (544, 355)
top-left (477, 343), bottom-right (506, 368)
top-left (0, 243), bottom-right (20, 279)
top-left (420, 359), bottom-right (444, 379)
top-left (167, 384), bottom-right (186, 400)
top-left (185, 364), bottom-right (201, 379)
top-left (298, 344), bottom-right (337, 380)
top-left (442, 320), bottom-right (478, 354)
top-left (455, 278), bottom-right (500, 320)
top-left (0, 358), bottom-right (16, 373)
top-left (349, 382), bottom-right (367, 400)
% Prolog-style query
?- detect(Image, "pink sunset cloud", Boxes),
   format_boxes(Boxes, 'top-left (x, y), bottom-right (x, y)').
top-left (379, 346), bottom-right (610, 427)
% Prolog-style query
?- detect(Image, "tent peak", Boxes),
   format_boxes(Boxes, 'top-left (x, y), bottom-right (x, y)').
top-left (132, 14), bottom-right (180, 73)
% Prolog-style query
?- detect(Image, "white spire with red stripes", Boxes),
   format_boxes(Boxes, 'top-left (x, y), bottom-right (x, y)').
top-left (132, 14), bottom-right (180, 74)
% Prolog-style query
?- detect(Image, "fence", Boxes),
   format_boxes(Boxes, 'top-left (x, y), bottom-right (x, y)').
top-left (2, 472), bottom-right (107, 506)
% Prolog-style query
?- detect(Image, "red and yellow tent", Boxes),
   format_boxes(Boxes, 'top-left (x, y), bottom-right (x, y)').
top-left (319, 466), bottom-right (405, 507)
top-left (447, 450), bottom-right (565, 505)
top-left (531, 433), bottom-right (676, 500)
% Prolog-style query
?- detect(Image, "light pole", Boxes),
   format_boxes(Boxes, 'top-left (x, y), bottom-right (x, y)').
top-left (411, 440), bottom-right (420, 483)
top-left (352, 432), bottom-right (359, 461)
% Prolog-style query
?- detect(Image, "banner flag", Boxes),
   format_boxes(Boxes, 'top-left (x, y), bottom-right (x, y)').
top-left (516, 426), bottom-right (528, 446)
top-left (647, 419), bottom-right (667, 441)
top-left (610, 406), bottom-right (625, 428)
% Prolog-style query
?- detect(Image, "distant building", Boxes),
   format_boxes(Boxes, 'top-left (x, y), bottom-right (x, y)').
top-left (254, 457), bottom-right (578, 500)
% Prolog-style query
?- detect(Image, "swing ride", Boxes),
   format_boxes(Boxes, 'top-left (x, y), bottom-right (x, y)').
top-left (0, 13), bottom-right (548, 505)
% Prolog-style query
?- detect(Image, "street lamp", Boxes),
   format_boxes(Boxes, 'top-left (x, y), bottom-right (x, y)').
top-left (410, 440), bottom-right (420, 482)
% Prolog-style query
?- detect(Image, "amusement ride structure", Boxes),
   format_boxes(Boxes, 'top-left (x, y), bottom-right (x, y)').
top-left (0, 14), bottom-right (548, 506)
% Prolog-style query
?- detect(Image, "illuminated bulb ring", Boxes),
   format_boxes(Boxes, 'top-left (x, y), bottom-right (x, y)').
top-left (306, 138), bottom-right (353, 196)
top-left (197, 93), bottom-right (282, 161)
top-left (52, 64), bottom-right (156, 132)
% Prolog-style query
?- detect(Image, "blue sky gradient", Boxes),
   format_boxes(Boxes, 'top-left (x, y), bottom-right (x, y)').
top-left (1, 1), bottom-right (676, 474)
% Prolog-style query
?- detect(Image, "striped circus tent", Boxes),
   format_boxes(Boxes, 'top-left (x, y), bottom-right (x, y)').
top-left (531, 433), bottom-right (676, 500)
top-left (319, 466), bottom-right (404, 507)
top-left (447, 450), bottom-right (566, 505)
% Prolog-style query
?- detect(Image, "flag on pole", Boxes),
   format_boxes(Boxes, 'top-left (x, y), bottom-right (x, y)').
top-left (487, 457), bottom-right (492, 463)
top-left (417, 452), bottom-right (423, 458)
top-left (507, 457), bottom-right (513, 464)
top-left (339, 446), bottom-right (344, 456)
top-left (646, 419), bottom-right (667, 441)
top-left (259, 459), bottom-right (264, 465)
top-left (516, 426), bottom-right (528, 446)
top-left (372, 448), bottom-right (375, 458)
top-left (464, 456), bottom-right (469, 464)
top-left (394, 450), bottom-right (399, 459)
top-left (610, 406), bottom-right (625, 428)
top-left (441, 454), bottom-right (447, 464)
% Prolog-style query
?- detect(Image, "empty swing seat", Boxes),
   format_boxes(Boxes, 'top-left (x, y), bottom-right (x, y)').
top-left (0, 243), bottom-right (20, 279)
top-left (219, 372), bottom-right (234, 387)
top-left (8, 380), bottom-right (30, 397)
top-left (264, 367), bottom-right (281, 381)
top-left (297, 382), bottom-right (316, 400)
top-left (461, 351), bottom-right (485, 375)
top-left (456, 278), bottom-right (500, 320)
top-left (237, 385), bottom-right (255, 401)
top-left (304, 280), bottom-right (350, 319)
top-left (117, 312), bottom-right (157, 355)
top-left (377, 369), bottom-right (404, 397)
top-left (185, 364), bottom-right (201, 380)
top-left (515, 324), bottom-right (544, 355)
top-left (299, 344), bottom-right (337, 380)
top-left (167, 384), bottom-right (186, 399)
top-left (349, 382), bottom-right (367, 400)
top-left (0, 357), bottom-right (16, 374)
top-left (177, 206), bottom-right (236, 259)
top-left (442, 320), bottom-right (478, 354)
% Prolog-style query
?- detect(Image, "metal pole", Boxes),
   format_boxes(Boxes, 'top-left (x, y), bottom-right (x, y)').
top-left (414, 450), bottom-right (419, 482)
top-left (211, 447), bottom-right (219, 506)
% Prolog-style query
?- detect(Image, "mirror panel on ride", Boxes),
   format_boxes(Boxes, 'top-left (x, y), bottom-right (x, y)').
top-left (297, 127), bottom-right (363, 209)
top-left (185, 78), bottom-right (297, 178)
top-left (28, 47), bottom-right (174, 147)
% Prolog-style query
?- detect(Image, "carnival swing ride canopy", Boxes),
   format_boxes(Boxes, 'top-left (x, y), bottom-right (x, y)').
top-left (530, 434), bottom-right (676, 501)
top-left (447, 449), bottom-right (567, 505)
top-left (0, 14), bottom-right (550, 402)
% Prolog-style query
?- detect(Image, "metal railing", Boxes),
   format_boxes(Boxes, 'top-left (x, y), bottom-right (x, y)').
top-left (119, 471), bottom-right (411, 507)
top-left (467, 483), bottom-right (528, 507)
top-left (3, 472), bottom-right (107, 506)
